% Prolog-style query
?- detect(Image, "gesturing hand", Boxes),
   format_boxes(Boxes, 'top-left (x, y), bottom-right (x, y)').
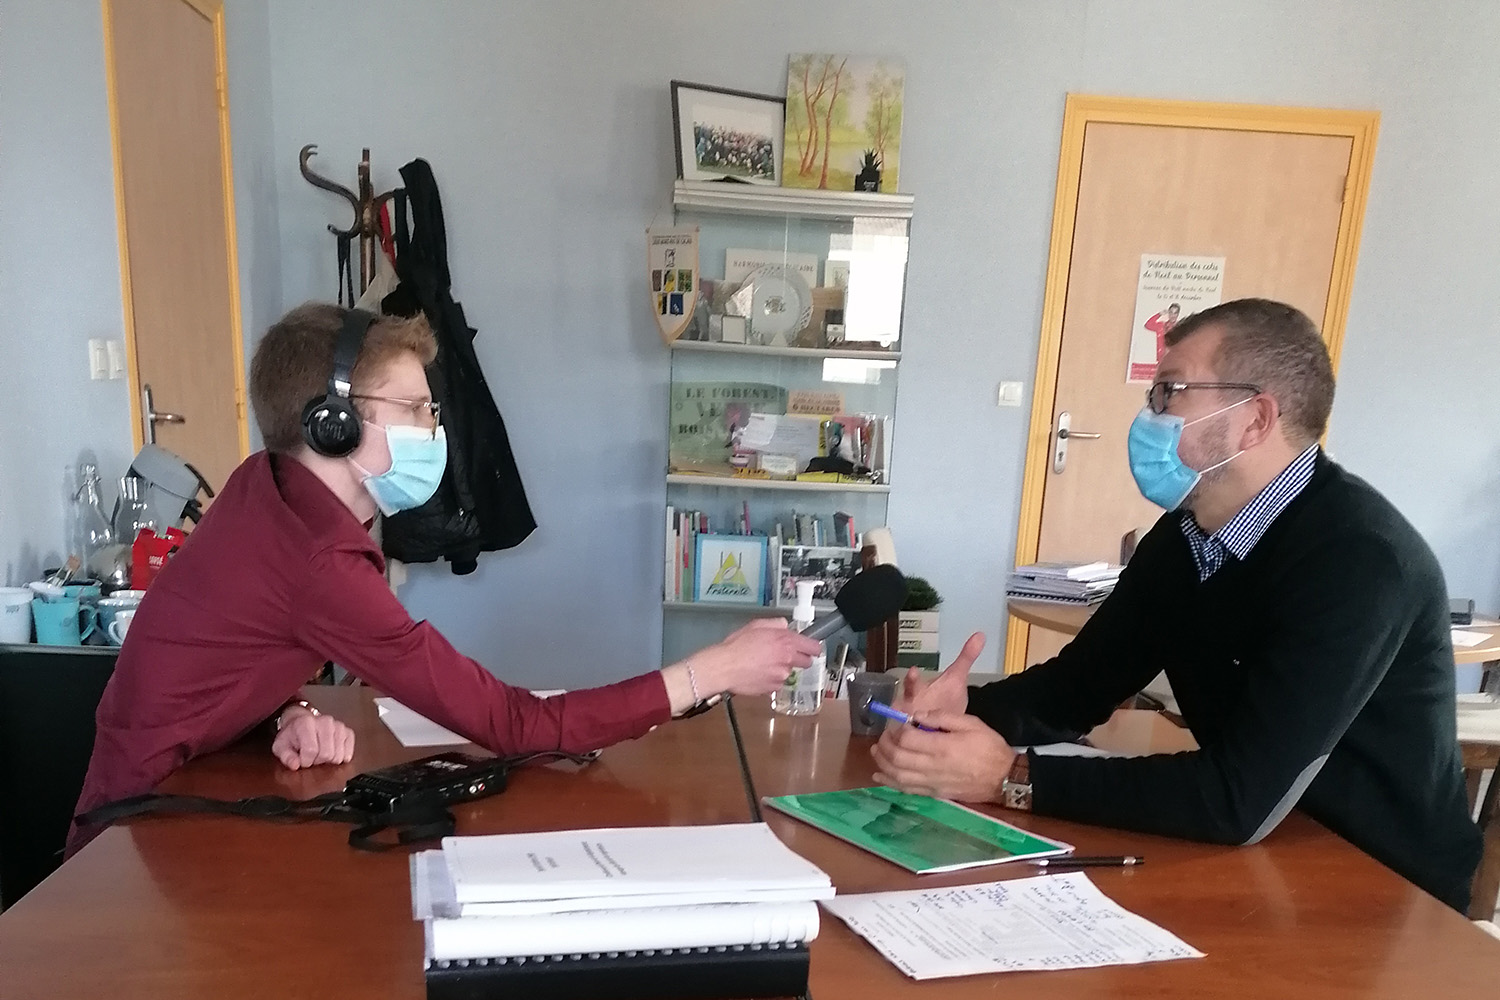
top-left (271, 705), bottom-right (355, 771)
top-left (871, 709), bottom-right (1016, 803)
top-left (893, 631), bottom-right (986, 716)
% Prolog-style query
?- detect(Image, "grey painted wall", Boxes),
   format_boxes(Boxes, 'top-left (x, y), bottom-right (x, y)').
top-left (3, 1), bottom-right (1496, 685)
top-left (258, 0), bottom-right (1500, 684)
top-left (0, 0), bottom-right (133, 584)
top-left (224, 0), bottom-right (282, 449)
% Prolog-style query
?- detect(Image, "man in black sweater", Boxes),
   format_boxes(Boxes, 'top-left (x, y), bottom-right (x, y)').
top-left (874, 299), bottom-right (1481, 912)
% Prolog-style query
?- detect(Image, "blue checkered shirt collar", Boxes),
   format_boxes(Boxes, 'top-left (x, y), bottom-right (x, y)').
top-left (1179, 445), bottom-right (1320, 582)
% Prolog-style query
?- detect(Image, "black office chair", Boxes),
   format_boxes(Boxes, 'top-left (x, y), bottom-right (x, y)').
top-left (0, 645), bottom-right (115, 910)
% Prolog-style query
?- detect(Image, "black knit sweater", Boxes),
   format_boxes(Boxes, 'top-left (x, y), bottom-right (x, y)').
top-left (973, 454), bottom-right (1481, 911)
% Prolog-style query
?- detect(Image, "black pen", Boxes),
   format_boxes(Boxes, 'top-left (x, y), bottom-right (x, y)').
top-left (1030, 855), bottom-right (1144, 868)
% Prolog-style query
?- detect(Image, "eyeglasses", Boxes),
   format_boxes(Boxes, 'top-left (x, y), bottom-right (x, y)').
top-left (1146, 381), bottom-right (1262, 415)
top-left (351, 394), bottom-right (441, 438)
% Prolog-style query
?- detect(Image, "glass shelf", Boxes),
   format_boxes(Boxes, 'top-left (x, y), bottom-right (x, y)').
top-left (669, 340), bottom-right (901, 362)
top-left (666, 474), bottom-right (890, 494)
top-left (661, 601), bottom-right (791, 617)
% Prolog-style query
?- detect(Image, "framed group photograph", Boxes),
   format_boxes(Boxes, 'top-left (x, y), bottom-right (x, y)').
top-left (776, 544), bottom-right (859, 609)
top-left (671, 81), bottom-right (785, 186)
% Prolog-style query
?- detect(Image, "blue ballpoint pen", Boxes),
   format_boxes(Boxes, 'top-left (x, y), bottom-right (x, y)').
top-left (865, 699), bottom-right (945, 732)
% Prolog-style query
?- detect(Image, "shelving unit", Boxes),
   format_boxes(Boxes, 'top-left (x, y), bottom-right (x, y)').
top-left (660, 181), bottom-right (914, 665)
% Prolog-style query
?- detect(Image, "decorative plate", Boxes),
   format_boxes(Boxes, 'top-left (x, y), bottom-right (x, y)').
top-left (729, 264), bottom-right (814, 345)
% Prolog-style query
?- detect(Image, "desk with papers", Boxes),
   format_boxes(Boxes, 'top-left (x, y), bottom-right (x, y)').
top-left (2, 687), bottom-right (1499, 998)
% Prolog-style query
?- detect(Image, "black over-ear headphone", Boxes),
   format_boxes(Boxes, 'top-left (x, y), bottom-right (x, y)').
top-left (300, 308), bottom-right (377, 457)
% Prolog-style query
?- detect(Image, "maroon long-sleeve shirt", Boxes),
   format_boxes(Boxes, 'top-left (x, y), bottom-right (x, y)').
top-left (68, 452), bottom-right (669, 855)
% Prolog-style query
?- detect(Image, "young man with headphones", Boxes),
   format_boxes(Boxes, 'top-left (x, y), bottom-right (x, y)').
top-left (68, 304), bottom-right (819, 854)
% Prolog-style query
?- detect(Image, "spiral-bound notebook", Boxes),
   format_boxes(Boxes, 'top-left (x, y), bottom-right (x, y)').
top-left (425, 943), bottom-right (810, 1000)
top-left (412, 850), bottom-right (816, 1000)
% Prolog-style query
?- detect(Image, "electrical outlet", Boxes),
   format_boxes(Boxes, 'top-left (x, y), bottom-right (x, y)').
top-left (88, 339), bottom-right (109, 380)
top-left (997, 381), bottom-right (1024, 407)
top-left (106, 339), bottom-right (127, 379)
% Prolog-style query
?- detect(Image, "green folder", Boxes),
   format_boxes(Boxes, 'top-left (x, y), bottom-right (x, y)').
top-left (764, 787), bottom-right (1073, 874)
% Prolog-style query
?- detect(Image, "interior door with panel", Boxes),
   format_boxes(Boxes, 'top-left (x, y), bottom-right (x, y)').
top-left (104, 0), bottom-right (248, 494)
top-left (1008, 97), bottom-right (1378, 673)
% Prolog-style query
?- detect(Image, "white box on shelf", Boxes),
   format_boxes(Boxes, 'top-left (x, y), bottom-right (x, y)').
top-left (896, 631), bottom-right (939, 654)
top-left (898, 611), bottom-right (939, 633)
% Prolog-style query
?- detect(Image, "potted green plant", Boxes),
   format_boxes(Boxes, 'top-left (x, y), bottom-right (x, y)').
top-left (854, 149), bottom-right (882, 192)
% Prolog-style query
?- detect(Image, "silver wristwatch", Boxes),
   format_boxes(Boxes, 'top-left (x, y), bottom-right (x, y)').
top-left (1000, 754), bottom-right (1033, 812)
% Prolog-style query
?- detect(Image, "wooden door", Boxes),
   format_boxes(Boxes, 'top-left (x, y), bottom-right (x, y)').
top-left (104, 0), bottom-right (247, 493)
top-left (1007, 97), bottom-right (1379, 673)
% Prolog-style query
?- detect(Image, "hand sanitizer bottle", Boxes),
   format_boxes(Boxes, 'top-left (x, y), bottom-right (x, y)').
top-left (772, 581), bottom-right (827, 716)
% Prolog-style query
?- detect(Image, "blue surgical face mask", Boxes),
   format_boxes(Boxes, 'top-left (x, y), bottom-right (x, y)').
top-left (352, 423), bottom-right (447, 516)
top-left (1127, 399), bottom-right (1250, 510)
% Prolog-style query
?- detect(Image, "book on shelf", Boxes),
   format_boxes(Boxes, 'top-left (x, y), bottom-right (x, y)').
top-left (413, 824), bottom-right (830, 999)
top-left (695, 534), bottom-right (769, 605)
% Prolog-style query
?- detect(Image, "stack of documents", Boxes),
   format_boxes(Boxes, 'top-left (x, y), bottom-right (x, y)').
top-left (411, 823), bottom-right (832, 998)
top-left (1007, 561), bottom-right (1122, 605)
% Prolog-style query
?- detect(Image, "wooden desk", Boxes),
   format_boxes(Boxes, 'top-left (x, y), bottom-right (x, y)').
top-left (1007, 597), bottom-right (1095, 636)
top-left (4, 690), bottom-right (1499, 999)
top-left (0, 687), bottom-right (755, 999)
top-left (735, 699), bottom-right (1500, 999)
top-left (1448, 621), bottom-right (1500, 667)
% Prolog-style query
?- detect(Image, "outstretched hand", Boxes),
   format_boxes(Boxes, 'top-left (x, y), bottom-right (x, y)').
top-left (892, 631), bottom-right (986, 716)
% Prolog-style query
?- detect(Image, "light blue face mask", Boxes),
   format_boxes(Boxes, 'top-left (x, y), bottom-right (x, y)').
top-left (353, 424), bottom-right (447, 516)
top-left (1127, 399), bottom-right (1249, 510)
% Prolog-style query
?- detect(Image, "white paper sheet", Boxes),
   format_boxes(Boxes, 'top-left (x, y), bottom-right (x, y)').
top-left (375, 691), bottom-right (565, 748)
top-left (375, 698), bottom-right (467, 747)
top-left (738, 413), bottom-right (824, 464)
top-left (822, 872), bottom-right (1203, 980)
top-left (1451, 629), bottom-right (1491, 648)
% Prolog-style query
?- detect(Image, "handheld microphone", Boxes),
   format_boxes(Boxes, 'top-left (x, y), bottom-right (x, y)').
top-left (801, 563), bottom-right (908, 641)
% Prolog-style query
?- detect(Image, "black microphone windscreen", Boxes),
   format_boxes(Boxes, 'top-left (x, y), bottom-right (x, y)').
top-left (832, 564), bottom-right (908, 631)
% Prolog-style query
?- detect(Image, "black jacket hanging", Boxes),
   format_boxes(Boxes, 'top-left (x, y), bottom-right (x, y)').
top-left (380, 158), bottom-right (536, 573)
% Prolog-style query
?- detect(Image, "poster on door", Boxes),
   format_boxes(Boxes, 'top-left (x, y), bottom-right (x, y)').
top-left (1126, 254), bottom-right (1225, 382)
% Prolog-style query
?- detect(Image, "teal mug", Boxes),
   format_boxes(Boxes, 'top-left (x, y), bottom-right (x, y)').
top-left (33, 597), bottom-right (97, 646)
top-left (61, 581), bottom-right (103, 601)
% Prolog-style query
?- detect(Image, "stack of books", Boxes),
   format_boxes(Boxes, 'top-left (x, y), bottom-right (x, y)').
top-left (1006, 561), bottom-right (1122, 605)
top-left (411, 823), bottom-right (834, 1000)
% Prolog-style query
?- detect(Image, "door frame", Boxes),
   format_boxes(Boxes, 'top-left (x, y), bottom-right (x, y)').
top-left (1004, 94), bottom-right (1380, 674)
top-left (101, 0), bottom-right (250, 455)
